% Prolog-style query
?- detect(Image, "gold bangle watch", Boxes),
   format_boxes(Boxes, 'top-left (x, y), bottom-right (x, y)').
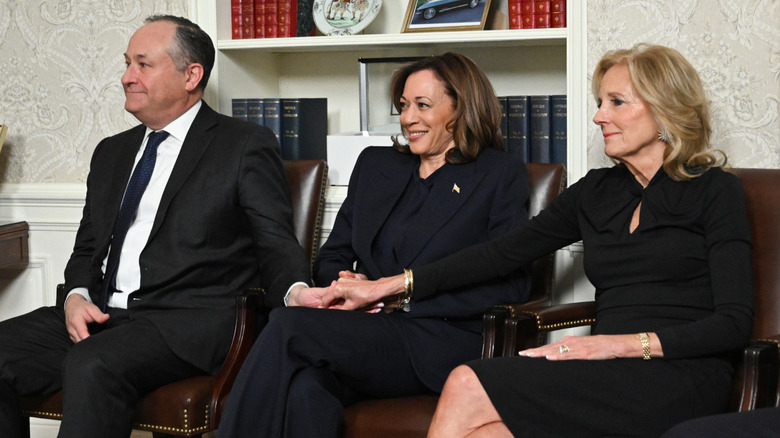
top-left (637, 332), bottom-right (651, 360)
top-left (398, 269), bottom-right (414, 312)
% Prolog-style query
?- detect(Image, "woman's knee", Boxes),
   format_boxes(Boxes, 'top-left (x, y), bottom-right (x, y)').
top-left (443, 364), bottom-right (482, 395)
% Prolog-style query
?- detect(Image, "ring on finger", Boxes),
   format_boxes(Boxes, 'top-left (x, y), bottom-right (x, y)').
top-left (559, 344), bottom-right (570, 354)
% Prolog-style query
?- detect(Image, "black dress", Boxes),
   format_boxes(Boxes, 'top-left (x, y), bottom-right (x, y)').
top-left (415, 165), bottom-right (754, 437)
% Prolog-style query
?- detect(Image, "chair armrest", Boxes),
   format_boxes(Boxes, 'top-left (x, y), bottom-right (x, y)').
top-left (501, 301), bottom-right (597, 356)
top-left (209, 290), bottom-right (262, 427)
top-left (732, 338), bottom-right (778, 411)
top-left (481, 294), bottom-right (556, 358)
top-left (482, 306), bottom-right (512, 359)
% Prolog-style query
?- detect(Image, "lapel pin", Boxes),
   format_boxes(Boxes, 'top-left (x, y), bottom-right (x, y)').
top-left (452, 183), bottom-right (460, 193)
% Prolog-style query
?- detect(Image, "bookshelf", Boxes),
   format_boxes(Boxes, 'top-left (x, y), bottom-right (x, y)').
top-left (190, 0), bottom-right (588, 183)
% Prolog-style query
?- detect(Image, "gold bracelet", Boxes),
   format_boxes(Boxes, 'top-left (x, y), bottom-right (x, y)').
top-left (399, 269), bottom-right (414, 312)
top-left (637, 332), bottom-right (651, 360)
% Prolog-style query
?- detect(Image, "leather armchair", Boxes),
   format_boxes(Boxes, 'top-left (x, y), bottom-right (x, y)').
top-left (342, 162), bottom-right (566, 438)
top-left (18, 159), bottom-right (328, 438)
top-left (498, 168), bottom-right (780, 413)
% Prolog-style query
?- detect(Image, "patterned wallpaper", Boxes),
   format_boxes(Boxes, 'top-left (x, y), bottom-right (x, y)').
top-left (0, 0), bottom-right (777, 183)
top-left (587, 0), bottom-right (780, 170)
top-left (0, 0), bottom-right (187, 183)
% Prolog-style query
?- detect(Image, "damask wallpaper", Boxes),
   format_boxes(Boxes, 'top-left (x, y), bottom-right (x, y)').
top-left (0, 0), bottom-right (777, 183)
top-left (587, 0), bottom-right (779, 169)
top-left (0, 0), bottom-right (188, 183)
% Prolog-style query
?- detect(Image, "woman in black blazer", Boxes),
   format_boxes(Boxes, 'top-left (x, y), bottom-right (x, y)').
top-left (219, 53), bottom-right (531, 437)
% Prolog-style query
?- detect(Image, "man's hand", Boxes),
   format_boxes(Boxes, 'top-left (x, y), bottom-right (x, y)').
top-left (286, 282), bottom-right (339, 308)
top-left (64, 294), bottom-right (109, 343)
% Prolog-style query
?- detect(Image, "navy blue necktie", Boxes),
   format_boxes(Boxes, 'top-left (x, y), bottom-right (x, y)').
top-left (99, 130), bottom-right (169, 311)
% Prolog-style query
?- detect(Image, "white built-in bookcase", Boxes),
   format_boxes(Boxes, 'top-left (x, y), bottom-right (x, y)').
top-left (190, 0), bottom-right (589, 184)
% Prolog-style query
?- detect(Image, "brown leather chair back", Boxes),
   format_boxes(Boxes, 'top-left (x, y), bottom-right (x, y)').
top-left (284, 160), bottom-right (328, 269)
top-left (525, 163), bottom-right (566, 306)
top-left (731, 168), bottom-right (780, 339)
top-left (729, 168), bottom-right (780, 411)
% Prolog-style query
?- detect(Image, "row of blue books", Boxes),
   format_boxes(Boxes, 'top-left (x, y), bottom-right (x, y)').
top-left (231, 97), bottom-right (327, 161)
top-left (500, 95), bottom-right (566, 165)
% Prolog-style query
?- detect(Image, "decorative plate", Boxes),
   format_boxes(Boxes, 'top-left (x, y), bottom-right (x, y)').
top-left (312, 0), bottom-right (382, 36)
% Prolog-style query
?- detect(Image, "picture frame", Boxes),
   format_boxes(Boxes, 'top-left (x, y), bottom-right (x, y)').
top-left (402, 0), bottom-right (492, 33)
top-left (358, 57), bottom-right (424, 133)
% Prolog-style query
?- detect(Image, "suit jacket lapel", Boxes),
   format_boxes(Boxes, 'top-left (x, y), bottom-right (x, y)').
top-left (148, 103), bottom-right (216, 241)
top-left (353, 156), bottom-right (417, 275)
top-left (396, 160), bottom-right (483, 268)
top-left (98, 127), bottom-right (147, 246)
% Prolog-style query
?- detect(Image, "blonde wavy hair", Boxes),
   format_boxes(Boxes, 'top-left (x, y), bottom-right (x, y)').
top-left (592, 43), bottom-right (726, 180)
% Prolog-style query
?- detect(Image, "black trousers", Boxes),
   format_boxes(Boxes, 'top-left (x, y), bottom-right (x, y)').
top-left (0, 306), bottom-right (201, 438)
top-left (218, 306), bottom-right (481, 438)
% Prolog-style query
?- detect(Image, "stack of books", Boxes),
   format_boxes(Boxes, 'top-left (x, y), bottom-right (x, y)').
top-left (498, 95), bottom-right (567, 165)
top-left (232, 97), bottom-right (328, 161)
top-left (231, 0), bottom-right (315, 38)
top-left (509, 0), bottom-right (566, 29)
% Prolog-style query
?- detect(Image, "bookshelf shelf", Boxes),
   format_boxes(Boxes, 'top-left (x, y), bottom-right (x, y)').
top-left (217, 29), bottom-right (567, 53)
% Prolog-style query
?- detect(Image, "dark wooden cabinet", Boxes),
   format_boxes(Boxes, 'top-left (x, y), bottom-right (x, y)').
top-left (0, 221), bottom-right (28, 272)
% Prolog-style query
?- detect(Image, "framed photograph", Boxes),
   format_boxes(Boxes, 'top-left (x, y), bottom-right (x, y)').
top-left (358, 57), bottom-right (425, 133)
top-left (402, 0), bottom-right (491, 33)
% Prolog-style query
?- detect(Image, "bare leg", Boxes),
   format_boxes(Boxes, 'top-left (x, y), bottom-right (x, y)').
top-left (428, 365), bottom-right (512, 438)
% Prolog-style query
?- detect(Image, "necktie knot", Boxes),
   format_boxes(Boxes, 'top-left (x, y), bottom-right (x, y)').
top-left (146, 130), bottom-right (169, 154)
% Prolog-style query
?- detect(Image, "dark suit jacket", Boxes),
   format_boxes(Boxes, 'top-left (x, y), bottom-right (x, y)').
top-left (313, 146), bottom-right (531, 388)
top-left (314, 146), bottom-right (531, 319)
top-left (63, 102), bottom-right (311, 374)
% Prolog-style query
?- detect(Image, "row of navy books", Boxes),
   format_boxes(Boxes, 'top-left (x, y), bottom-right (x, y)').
top-left (499, 95), bottom-right (566, 165)
top-left (509, 0), bottom-right (566, 29)
top-left (231, 0), bottom-right (315, 38)
top-left (232, 97), bottom-right (327, 161)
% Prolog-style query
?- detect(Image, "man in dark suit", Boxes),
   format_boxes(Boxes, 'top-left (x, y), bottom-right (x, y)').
top-left (0, 15), bottom-right (319, 438)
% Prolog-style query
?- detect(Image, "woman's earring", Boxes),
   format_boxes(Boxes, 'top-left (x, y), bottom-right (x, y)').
top-left (657, 130), bottom-right (670, 144)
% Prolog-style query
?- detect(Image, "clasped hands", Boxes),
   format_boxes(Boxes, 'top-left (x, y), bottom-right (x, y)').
top-left (287, 271), bottom-right (405, 313)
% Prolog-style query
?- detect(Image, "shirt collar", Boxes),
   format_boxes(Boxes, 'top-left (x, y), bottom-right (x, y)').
top-left (144, 100), bottom-right (202, 142)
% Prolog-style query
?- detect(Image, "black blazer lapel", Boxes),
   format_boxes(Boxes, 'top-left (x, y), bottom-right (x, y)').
top-left (396, 161), bottom-right (484, 268)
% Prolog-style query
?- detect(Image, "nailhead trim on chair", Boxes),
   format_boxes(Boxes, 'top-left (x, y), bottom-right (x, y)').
top-left (519, 310), bottom-right (596, 331)
top-left (20, 410), bottom-right (62, 420)
top-left (134, 406), bottom-right (210, 434)
top-left (310, 167), bottom-right (328, 268)
top-left (758, 338), bottom-right (780, 345)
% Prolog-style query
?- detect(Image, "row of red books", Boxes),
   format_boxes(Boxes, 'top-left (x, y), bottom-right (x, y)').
top-left (232, 0), bottom-right (315, 39)
top-left (509, 0), bottom-right (566, 29)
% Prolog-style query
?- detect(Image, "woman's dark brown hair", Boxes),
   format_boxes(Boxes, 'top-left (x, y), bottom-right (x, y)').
top-left (390, 52), bottom-right (503, 163)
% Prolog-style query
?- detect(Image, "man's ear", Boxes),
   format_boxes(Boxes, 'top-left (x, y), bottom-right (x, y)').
top-left (184, 63), bottom-right (204, 92)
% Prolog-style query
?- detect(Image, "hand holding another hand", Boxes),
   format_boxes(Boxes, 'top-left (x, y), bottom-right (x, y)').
top-left (328, 274), bottom-right (406, 312)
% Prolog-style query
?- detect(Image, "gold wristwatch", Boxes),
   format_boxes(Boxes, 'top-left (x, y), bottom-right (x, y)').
top-left (637, 332), bottom-right (651, 360)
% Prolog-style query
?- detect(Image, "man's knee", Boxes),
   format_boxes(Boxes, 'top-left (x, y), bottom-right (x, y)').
top-left (62, 340), bottom-right (113, 386)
